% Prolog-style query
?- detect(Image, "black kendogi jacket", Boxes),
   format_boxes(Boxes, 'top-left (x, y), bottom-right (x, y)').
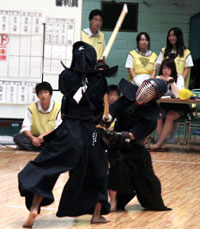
top-left (59, 68), bottom-right (107, 122)
top-left (109, 83), bottom-right (164, 144)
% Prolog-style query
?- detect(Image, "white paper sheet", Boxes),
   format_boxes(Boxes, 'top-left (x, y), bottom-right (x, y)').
top-left (0, 61), bottom-right (8, 77)
top-left (19, 36), bottom-right (31, 56)
top-left (30, 57), bottom-right (42, 78)
top-left (8, 56), bottom-right (19, 78)
top-left (31, 36), bottom-right (43, 56)
top-left (19, 56), bottom-right (30, 78)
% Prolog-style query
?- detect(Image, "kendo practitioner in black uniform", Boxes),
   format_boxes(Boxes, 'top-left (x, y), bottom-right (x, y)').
top-left (104, 78), bottom-right (172, 212)
top-left (18, 41), bottom-right (118, 228)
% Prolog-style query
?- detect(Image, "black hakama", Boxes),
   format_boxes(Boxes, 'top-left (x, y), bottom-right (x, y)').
top-left (19, 117), bottom-right (110, 216)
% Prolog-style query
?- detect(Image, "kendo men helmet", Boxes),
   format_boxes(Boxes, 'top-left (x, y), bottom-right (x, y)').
top-left (127, 78), bottom-right (167, 115)
top-left (135, 78), bottom-right (167, 105)
top-left (70, 41), bottom-right (97, 72)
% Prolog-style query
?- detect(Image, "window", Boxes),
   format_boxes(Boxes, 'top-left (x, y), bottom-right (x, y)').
top-left (101, 1), bottom-right (138, 32)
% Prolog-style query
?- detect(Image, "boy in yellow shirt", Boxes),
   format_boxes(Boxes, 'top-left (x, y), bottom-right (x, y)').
top-left (14, 82), bottom-right (61, 151)
top-left (81, 9), bottom-right (105, 61)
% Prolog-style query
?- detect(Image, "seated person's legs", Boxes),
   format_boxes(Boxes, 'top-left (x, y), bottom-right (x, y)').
top-left (14, 133), bottom-right (42, 151)
top-left (151, 110), bottom-right (181, 150)
top-left (156, 118), bottom-right (164, 138)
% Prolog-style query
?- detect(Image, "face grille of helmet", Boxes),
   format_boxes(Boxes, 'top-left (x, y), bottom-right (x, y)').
top-left (136, 80), bottom-right (157, 104)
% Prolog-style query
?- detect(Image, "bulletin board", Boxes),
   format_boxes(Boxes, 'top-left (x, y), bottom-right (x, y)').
top-left (0, 0), bottom-right (82, 118)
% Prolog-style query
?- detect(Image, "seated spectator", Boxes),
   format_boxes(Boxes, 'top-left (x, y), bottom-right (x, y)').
top-left (107, 84), bottom-right (120, 132)
top-left (125, 32), bottom-right (157, 86)
top-left (107, 84), bottom-right (120, 210)
top-left (14, 82), bottom-right (62, 151)
top-left (155, 27), bottom-right (193, 89)
top-left (150, 59), bottom-right (190, 151)
top-left (108, 84), bottom-right (120, 105)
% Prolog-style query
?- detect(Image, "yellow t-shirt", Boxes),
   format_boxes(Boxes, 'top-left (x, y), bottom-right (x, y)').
top-left (81, 29), bottom-right (104, 60)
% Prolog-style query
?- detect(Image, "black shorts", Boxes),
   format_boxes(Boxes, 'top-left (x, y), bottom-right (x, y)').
top-left (160, 103), bottom-right (191, 117)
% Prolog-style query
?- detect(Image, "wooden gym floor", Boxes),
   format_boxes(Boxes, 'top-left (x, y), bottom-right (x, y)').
top-left (0, 146), bottom-right (200, 229)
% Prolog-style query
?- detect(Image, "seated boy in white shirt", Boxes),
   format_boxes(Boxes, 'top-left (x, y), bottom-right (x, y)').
top-left (14, 82), bottom-right (62, 151)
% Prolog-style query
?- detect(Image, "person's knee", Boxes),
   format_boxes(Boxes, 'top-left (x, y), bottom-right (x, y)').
top-left (13, 133), bottom-right (21, 145)
top-left (14, 133), bottom-right (28, 146)
top-left (157, 119), bottom-right (163, 125)
top-left (166, 112), bottom-right (179, 122)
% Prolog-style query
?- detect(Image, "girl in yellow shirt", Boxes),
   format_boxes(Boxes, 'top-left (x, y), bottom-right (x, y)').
top-left (155, 27), bottom-right (193, 88)
top-left (125, 32), bottom-right (158, 86)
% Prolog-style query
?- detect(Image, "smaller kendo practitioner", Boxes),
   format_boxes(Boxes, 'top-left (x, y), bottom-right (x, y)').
top-left (18, 41), bottom-right (118, 228)
top-left (103, 78), bottom-right (172, 212)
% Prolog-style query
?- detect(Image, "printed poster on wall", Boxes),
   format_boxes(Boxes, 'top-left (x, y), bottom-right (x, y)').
top-left (0, 9), bottom-right (43, 104)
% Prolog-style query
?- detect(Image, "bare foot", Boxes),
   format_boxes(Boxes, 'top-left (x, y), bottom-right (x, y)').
top-left (90, 215), bottom-right (110, 224)
top-left (23, 210), bottom-right (38, 228)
